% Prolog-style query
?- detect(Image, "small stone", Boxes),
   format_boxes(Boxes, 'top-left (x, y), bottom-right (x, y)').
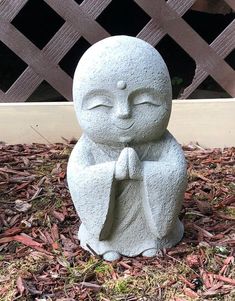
top-left (15, 199), bottom-right (32, 213)
top-left (20, 219), bottom-right (32, 229)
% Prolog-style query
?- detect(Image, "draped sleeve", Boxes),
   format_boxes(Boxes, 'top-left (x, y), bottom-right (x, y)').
top-left (67, 135), bottom-right (116, 241)
top-left (142, 132), bottom-right (187, 239)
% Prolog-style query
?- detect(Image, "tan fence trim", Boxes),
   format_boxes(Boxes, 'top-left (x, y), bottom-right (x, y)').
top-left (0, 99), bottom-right (234, 148)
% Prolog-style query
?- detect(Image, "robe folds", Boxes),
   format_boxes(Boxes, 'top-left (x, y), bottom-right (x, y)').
top-left (67, 131), bottom-right (187, 256)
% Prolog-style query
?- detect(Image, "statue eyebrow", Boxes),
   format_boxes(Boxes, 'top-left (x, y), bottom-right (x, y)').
top-left (84, 89), bottom-right (114, 98)
top-left (129, 88), bottom-right (160, 100)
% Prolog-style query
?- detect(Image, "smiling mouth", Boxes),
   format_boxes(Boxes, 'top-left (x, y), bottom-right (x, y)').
top-left (115, 122), bottom-right (134, 130)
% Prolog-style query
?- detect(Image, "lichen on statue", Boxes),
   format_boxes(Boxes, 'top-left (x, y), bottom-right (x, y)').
top-left (67, 35), bottom-right (187, 262)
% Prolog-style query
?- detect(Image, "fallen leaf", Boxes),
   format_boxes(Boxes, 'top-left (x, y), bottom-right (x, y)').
top-left (212, 274), bottom-right (235, 285)
top-left (51, 223), bottom-right (59, 241)
top-left (179, 275), bottom-right (195, 289)
top-left (57, 256), bottom-right (70, 268)
top-left (80, 281), bottom-right (102, 291)
top-left (0, 236), bottom-right (15, 244)
top-left (196, 200), bottom-right (212, 215)
top-left (54, 298), bottom-right (77, 301)
top-left (16, 276), bottom-right (25, 296)
top-left (183, 287), bottom-right (199, 299)
top-left (186, 254), bottom-right (200, 268)
top-left (0, 227), bottom-right (22, 238)
top-left (60, 234), bottom-right (78, 252)
top-left (24, 280), bottom-right (42, 295)
top-left (51, 210), bottom-right (65, 222)
top-left (13, 234), bottom-right (43, 247)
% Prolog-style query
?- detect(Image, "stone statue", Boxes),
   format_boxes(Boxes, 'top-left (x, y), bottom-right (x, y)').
top-left (67, 36), bottom-right (187, 261)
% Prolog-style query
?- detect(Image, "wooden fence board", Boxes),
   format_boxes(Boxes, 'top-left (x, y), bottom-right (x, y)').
top-left (5, 68), bottom-right (41, 103)
top-left (181, 20), bottom-right (235, 98)
top-left (224, 0), bottom-right (235, 11)
top-left (138, 0), bottom-right (197, 46)
top-left (43, 23), bottom-right (81, 64)
top-left (0, 21), bottom-right (72, 102)
top-left (135, 0), bottom-right (235, 97)
top-left (0, 0), bottom-right (28, 22)
top-left (81, 0), bottom-right (112, 18)
top-left (168, 0), bottom-right (196, 15)
top-left (44, 0), bottom-right (110, 43)
top-left (137, 19), bottom-right (165, 45)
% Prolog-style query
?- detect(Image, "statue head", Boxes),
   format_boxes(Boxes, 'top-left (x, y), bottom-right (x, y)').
top-left (73, 35), bottom-right (172, 146)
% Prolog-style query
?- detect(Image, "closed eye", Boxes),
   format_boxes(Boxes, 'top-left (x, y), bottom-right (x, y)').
top-left (132, 94), bottom-right (161, 106)
top-left (83, 95), bottom-right (113, 110)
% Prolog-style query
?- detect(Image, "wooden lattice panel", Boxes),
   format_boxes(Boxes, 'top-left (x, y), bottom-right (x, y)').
top-left (0, 0), bottom-right (234, 102)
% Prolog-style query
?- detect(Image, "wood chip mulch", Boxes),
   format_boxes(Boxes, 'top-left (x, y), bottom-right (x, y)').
top-left (0, 142), bottom-right (234, 301)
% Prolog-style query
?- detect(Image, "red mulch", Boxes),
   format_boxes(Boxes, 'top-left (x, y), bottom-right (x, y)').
top-left (0, 142), bottom-right (234, 301)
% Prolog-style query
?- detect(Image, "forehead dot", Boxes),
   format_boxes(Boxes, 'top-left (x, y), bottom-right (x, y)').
top-left (117, 80), bottom-right (127, 90)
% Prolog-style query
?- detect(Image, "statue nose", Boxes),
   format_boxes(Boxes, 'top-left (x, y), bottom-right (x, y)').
top-left (116, 102), bottom-right (131, 119)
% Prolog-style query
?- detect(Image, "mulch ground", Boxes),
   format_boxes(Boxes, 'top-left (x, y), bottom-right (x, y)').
top-left (0, 142), bottom-right (234, 301)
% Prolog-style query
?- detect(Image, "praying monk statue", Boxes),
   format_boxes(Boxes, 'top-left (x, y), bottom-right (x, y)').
top-left (67, 36), bottom-right (187, 261)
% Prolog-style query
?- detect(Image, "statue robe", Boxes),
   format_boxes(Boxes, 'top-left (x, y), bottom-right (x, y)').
top-left (67, 131), bottom-right (187, 257)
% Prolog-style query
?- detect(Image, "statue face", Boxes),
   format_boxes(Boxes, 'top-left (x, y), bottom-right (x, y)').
top-left (73, 36), bottom-right (172, 146)
top-left (78, 81), bottom-right (170, 146)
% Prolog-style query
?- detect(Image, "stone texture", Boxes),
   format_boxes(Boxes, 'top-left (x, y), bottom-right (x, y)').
top-left (67, 35), bottom-right (187, 261)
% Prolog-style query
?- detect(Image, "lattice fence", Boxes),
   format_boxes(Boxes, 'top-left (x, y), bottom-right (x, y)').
top-left (0, 0), bottom-right (234, 102)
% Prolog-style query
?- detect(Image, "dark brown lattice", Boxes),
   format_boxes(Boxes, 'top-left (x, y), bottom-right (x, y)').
top-left (0, 0), bottom-right (234, 102)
